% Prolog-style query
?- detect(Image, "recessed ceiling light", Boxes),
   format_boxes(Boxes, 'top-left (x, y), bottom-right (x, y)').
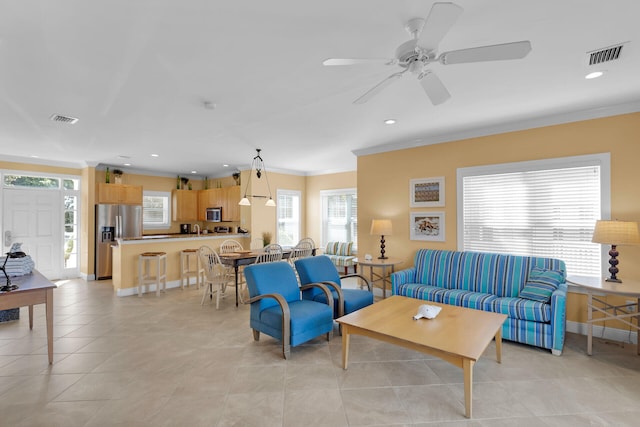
top-left (191, 170), bottom-right (197, 174)
top-left (585, 71), bottom-right (604, 79)
top-left (151, 154), bottom-right (159, 157)
top-left (223, 164), bottom-right (229, 167)
top-left (123, 163), bottom-right (131, 166)
top-left (384, 119), bottom-right (396, 125)
top-left (30, 155), bottom-right (39, 158)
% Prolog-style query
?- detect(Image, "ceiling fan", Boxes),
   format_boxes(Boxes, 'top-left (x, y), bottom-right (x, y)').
top-left (323, 2), bottom-right (532, 105)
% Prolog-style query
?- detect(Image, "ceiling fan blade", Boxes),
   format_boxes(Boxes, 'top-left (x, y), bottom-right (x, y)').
top-left (353, 71), bottom-right (405, 104)
top-left (418, 70), bottom-right (451, 105)
top-left (323, 58), bottom-right (396, 66)
top-left (419, 2), bottom-right (464, 52)
top-left (440, 40), bottom-right (532, 65)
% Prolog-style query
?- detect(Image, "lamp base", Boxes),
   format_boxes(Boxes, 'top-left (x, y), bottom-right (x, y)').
top-left (377, 256), bottom-right (388, 260)
top-left (605, 277), bottom-right (622, 283)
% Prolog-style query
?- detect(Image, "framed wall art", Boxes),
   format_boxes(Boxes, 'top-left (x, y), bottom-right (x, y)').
top-left (410, 212), bottom-right (445, 241)
top-left (410, 177), bottom-right (445, 207)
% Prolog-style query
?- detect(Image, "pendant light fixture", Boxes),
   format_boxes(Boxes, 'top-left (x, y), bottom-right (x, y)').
top-left (238, 148), bottom-right (276, 207)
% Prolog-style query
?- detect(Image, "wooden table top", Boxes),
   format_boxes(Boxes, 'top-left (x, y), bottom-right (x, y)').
top-left (337, 296), bottom-right (507, 361)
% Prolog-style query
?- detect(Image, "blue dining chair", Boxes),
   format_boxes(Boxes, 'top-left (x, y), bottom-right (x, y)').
top-left (294, 255), bottom-right (374, 319)
top-left (244, 261), bottom-right (334, 359)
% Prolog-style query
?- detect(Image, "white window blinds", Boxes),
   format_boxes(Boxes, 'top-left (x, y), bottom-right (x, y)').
top-left (459, 156), bottom-right (607, 277)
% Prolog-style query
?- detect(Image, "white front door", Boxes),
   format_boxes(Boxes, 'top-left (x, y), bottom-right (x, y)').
top-left (2, 189), bottom-right (61, 279)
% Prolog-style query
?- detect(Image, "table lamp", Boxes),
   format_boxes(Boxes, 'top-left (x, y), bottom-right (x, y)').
top-left (591, 220), bottom-right (640, 283)
top-left (370, 219), bottom-right (392, 259)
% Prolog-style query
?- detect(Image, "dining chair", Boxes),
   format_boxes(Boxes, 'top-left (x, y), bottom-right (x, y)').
top-left (289, 238), bottom-right (314, 262)
top-left (219, 239), bottom-right (247, 301)
top-left (294, 255), bottom-right (374, 319)
top-left (244, 261), bottom-right (334, 359)
top-left (198, 245), bottom-right (233, 308)
top-left (255, 243), bottom-right (283, 264)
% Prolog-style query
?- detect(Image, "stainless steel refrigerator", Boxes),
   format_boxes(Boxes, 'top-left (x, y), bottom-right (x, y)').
top-left (95, 204), bottom-right (143, 279)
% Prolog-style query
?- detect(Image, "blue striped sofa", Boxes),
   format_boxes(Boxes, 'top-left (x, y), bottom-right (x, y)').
top-left (391, 249), bottom-right (567, 355)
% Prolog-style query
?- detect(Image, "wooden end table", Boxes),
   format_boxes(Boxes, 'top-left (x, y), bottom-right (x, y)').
top-left (567, 275), bottom-right (640, 356)
top-left (352, 257), bottom-right (403, 298)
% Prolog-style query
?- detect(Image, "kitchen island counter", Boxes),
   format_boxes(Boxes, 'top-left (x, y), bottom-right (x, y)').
top-left (112, 234), bottom-right (250, 296)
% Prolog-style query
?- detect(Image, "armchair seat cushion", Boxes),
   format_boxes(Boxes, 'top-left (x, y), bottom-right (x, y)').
top-left (309, 288), bottom-right (373, 316)
top-left (258, 300), bottom-right (334, 346)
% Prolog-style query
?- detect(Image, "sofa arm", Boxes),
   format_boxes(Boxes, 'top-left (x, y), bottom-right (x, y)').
top-left (550, 282), bottom-right (568, 355)
top-left (391, 267), bottom-right (417, 295)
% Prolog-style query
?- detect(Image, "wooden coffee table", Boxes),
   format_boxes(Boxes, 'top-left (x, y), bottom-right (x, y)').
top-left (336, 296), bottom-right (507, 418)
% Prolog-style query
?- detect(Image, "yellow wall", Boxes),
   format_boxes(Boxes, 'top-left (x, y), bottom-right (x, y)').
top-left (357, 112), bottom-right (640, 329)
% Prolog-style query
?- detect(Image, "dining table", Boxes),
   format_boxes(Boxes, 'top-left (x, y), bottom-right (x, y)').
top-left (219, 248), bottom-right (315, 306)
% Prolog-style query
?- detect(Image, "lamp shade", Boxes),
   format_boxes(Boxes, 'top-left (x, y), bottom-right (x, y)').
top-left (592, 220), bottom-right (640, 245)
top-left (370, 219), bottom-right (392, 236)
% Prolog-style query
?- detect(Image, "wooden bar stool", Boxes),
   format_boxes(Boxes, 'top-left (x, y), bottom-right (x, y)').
top-left (180, 249), bottom-right (204, 289)
top-left (138, 252), bottom-right (167, 296)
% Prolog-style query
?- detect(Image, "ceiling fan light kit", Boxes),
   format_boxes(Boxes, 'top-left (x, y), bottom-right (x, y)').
top-left (323, 2), bottom-right (532, 106)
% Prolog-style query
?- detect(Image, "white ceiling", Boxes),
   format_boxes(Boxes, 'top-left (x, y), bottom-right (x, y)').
top-left (1, 0), bottom-right (639, 178)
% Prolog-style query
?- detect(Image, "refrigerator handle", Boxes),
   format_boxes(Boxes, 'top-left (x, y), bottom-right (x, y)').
top-left (116, 215), bottom-right (121, 238)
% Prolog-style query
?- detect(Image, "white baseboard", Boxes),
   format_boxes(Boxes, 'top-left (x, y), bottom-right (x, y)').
top-left (116, 279), bottom-right (185, 297)
top-left (566, 320), bottom-right (637, 344)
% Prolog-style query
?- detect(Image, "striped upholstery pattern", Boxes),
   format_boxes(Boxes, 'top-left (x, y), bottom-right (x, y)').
top-left (391, 249), bottom-right (567, 354)
top-left (325, 241), bottom-right (356, 267)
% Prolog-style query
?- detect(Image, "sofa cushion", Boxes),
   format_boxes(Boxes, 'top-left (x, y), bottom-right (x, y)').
top-left (492, 297), bottom-right (551, 323)
top-left (439, 289), bottom-right (498, 311)
top-left (393, 283), bottom-right (446, 303)
top-left (519, 267), bottom-right (564, 303)
top-left (326, 241), bottom-right (353, 256)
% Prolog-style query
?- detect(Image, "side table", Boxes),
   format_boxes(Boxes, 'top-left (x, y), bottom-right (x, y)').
top-left (352, 257), bottom-right (403, 298)
top-left (567, 275), bottom-right (640, 356)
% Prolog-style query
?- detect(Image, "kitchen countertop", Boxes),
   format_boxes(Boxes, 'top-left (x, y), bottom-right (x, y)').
top-left (118, 233), bottom-right (249, 243)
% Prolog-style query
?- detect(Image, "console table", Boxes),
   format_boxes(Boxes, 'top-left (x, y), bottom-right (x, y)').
top-left (567, 275), bottom-right (640, 356)
top-left (0, 270), bottom-right (56, 364)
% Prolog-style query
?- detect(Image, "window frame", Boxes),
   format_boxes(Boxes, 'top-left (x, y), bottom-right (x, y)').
top-left (142, 190), bottom-right (171, 230)
top-left (456, 153), bottom-right (611, 278)
top-left (276, 189), bottom-right (301, 247)
top-left (320, 188), bottom-right (358, 250)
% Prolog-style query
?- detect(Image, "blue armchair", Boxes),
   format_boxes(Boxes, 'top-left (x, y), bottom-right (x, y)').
top-left (294, 255), bottom-right (374, 319)
top-left (244, 261), bottom-right (334, 359)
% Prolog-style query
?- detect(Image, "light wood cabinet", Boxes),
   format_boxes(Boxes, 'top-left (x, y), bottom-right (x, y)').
top-left (98, 183), bottom-right (143, 205)
top-left (172, 190), bottom-right (198, 221)
top-left (197, 186), bottom-right (241, 222)
top-left (221, 186), bottom-right (240, 222)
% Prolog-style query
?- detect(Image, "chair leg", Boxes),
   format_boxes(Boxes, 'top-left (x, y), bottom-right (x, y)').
top-left (252, 329), bottom-right (260, 341)
top-left (201, 284), bottom-right (210, 305)
top-left (327, 330), bottom-right (333, 341)
top-left (215, 284), bottom-right (220, 309)
top-left (283, 343), bottom-right (290, 360)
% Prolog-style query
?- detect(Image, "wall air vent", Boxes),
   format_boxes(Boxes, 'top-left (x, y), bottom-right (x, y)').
top-left (586, 43), bottom-right (626, 66)
top-left (49, 114), bottom-right (79, 125)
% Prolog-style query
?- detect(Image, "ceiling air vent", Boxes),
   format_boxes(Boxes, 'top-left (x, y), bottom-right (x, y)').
top-left (49, 114), bottom-right (79, 125)
top-left (586, 43), bottom-right (626, 66)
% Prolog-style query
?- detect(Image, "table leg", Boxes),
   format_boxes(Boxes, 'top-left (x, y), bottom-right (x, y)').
top-left (29, 305), bottom-right (34, 330)
top-left (46, 288), bottom-right (53, 364)
top-left (587, 292), bottom-right (593, 356)
top-left (341, 326), bottom-right (351, 369)
top-left (235, 265), bottom-right (239, 307)
top-left (495, 328), bottom-right (503, 363)
top-left (463, 358), bottom-right (474, 418)
top-left (381, 266), bottom-right (387, 298)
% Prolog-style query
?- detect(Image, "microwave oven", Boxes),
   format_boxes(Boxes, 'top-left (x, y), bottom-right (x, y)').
top-left (206, 207), bottom-right (222, 222)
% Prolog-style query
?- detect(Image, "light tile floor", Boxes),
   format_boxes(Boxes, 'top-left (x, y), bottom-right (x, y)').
top-left (1, 277), bottom-right (640, 426)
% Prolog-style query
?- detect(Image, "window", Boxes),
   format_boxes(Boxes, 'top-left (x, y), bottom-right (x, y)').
top-left (143, 191), bottom-right (171, 229)
top-left (277, 189), bottom-right (301, 247)
top-left (320, 188), bottom-right (357, 249)
top-left (457, 154), bottom-right (610, 277)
